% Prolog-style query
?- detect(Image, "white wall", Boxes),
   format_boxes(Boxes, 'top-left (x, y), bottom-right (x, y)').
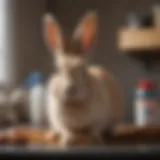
top-left (0, 0), bottom-right (15, 87)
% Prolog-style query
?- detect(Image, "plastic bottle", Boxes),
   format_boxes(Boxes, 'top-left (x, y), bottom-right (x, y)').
top-left (134, 80), bottom-right (160, 126)
top-left (25, 72), bottom-right (45, 128)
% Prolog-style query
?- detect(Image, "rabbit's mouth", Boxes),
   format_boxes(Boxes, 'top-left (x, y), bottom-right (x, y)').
top-left (65, 99), bottom-right (83, 104)
top-left (63, 96), bottom-right (88, 107)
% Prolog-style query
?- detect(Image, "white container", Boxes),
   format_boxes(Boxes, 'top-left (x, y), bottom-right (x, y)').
top-left (26, 72), bottom-right (45, 128)
top-left (29, 84), bottom-right (44, 127)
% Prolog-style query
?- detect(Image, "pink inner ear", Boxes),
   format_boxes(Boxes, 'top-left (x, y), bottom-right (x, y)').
top-left (46, 22), bottom-right (60, 50)
top-left (82, 19), bottom-right (96, 51)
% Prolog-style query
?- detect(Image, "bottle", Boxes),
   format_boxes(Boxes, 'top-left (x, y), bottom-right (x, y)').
top-left (25, 72), bottom-right (45, 128)
top-left (152, 4), bottom-right (160, 28)
top-left (134, 80), bottom-right (160, 126)
top-left (126, 13), bottom-right (141, 29)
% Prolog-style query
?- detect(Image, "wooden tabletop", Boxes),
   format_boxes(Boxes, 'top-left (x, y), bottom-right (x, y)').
top-left (0, 125), bottom-right (160, 146)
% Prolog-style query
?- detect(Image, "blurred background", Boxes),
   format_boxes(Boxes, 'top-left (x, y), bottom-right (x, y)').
top-left (0, 0), bottom-right (160, 129)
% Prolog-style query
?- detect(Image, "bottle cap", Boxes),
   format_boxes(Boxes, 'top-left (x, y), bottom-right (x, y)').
top-left (138, 80), bottom-right (157, 90)
top-left (24, 71), bottom-right (45, 89)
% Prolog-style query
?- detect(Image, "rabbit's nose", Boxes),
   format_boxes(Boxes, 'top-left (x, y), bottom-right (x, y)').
top-left (66, 86), bottom-right (77, 96)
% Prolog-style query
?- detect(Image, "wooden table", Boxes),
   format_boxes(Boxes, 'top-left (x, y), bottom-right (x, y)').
top-left (0, 125), bottom-right (160, 146)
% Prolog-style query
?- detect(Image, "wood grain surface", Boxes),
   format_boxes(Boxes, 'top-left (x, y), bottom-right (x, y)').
top-left (0, 125), bottom-right (160, 146)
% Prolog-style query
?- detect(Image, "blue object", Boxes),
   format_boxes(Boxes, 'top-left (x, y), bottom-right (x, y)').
top-left (24, 71), bottom-right (45, 89)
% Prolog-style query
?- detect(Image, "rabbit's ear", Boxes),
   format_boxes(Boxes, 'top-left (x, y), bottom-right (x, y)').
top-left (43, 13), bottom-right (64, 52)
top-left (73, 11), bottom-right (98, 53)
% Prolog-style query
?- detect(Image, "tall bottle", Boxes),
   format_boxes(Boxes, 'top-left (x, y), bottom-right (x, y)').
top-left (25, 72), bottom-right (45, 128)
top-left (134, 80), bottom-right (160, 126)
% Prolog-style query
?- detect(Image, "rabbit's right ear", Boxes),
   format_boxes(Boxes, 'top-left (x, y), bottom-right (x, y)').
top-left (43, 14), bottom-right (64, 53)
top-left (72, 11), bottom-right (98, 53)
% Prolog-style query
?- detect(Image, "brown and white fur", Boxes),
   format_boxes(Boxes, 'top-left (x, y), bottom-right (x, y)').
top-left (43, 11), bottom-right (124, 147)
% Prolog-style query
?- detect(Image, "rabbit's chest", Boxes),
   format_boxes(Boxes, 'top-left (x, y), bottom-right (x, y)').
top-left (60, 104), bottom-right (92, 129)
top-left (59, 100), bottom-right (107, 130)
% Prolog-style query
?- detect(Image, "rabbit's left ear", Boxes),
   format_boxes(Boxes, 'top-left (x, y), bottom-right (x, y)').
top-left (73, 11), bottom-right (98, 53)
top-left (43, 13), bottom-right (64, 53)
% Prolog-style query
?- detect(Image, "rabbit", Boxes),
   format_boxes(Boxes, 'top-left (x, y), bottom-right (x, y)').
top-left (43, 11), bottom-right (124, 147)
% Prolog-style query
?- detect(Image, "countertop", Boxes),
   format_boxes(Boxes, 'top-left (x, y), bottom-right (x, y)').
top-left (0, 145), bottom-right (160, 158)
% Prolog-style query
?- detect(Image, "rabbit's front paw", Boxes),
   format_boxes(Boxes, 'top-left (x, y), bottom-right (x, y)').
top-left (59, 134), bottom-right (93, 148)
top-left (59, 134), bottom-right (75, 148)
top-left (91, 134), bottom-right (105, 146)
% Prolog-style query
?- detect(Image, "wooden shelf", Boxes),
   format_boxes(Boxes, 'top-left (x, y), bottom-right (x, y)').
top-left (118, 28), bottom-right (160, 52)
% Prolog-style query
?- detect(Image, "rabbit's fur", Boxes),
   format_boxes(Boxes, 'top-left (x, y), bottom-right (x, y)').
top-left (43, 11), bottom-right (124, 147)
